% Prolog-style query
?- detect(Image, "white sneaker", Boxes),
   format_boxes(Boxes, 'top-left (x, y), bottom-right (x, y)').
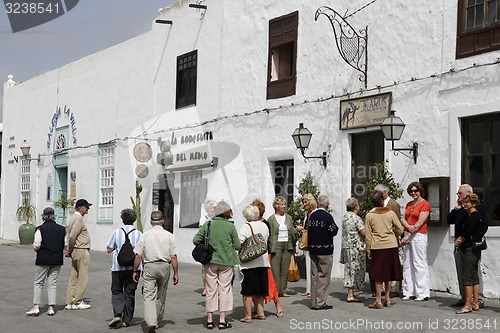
top-left (26, 308), bottom-right (40, 316)
top-left (75, 301), bottom-right (91, 310)
top-left (401, 295), bottom-right (412, 301)
top-left (415, 297), bottom-right (429, 302)
top-left (65, 304), bottom-right (77, 310)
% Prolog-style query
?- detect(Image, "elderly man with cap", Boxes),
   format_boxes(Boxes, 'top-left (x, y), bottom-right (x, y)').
top-left (65, 198), bottom-right (92, 310)
top-left (26, 207), bottom-right (67, 316)
top-left (133, 211), bottom-right (179, 333)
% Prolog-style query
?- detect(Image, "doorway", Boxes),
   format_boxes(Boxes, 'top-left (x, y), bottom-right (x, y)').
top-left (351, 131), bottom-right (384, 202)
top-left (54, 166), bottom-right (68, 225)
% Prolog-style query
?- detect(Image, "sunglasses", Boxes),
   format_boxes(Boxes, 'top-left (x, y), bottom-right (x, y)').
top-left (409, 189), bottom-right (419, 193)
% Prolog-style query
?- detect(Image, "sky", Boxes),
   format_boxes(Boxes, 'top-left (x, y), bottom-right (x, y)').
top-left (0, 0), bottom-right (178, 122)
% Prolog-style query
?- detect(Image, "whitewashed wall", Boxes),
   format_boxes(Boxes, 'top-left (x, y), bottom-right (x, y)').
top-left (2, 0), bottom-right (499, 297)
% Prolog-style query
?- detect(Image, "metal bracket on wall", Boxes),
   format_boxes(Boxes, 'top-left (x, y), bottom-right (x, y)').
top-left (315, 6), bottom-right (368, 88)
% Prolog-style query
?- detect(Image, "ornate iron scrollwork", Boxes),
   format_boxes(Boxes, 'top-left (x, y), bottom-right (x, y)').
top-left (315, 6), bottom-right (368, 87)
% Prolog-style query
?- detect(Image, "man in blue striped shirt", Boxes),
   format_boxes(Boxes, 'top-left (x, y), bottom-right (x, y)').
top-left (106, 208), bottom-right (143, 328)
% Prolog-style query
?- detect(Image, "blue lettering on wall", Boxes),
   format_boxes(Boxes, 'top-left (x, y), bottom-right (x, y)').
top-left (46, 105), bottom-right (78, 151)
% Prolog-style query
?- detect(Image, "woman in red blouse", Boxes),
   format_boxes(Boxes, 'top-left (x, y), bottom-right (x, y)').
top-left (401, 182), bottom-right (432, 301)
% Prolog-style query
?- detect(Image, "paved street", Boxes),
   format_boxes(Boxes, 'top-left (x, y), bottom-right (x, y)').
top-left (1, 239), bottom-right (499, 333)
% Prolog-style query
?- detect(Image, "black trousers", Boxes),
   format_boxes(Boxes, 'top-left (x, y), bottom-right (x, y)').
top-left (111, 270), bottom-right (138, 324)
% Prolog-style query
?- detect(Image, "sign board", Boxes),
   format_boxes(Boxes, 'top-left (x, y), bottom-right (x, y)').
top-left (152, 182), bottom-right (159, 205)
top-left (339, 92), bottom-right (392, 130)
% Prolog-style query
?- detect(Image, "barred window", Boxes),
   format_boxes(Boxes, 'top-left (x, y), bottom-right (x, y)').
top-left (98, 145), bottom-right (115, 221)
top-left (20, 158), bottom-right (31, 201)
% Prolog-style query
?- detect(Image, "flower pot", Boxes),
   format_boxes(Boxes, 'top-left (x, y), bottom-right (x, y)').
top-left (18, 223), bottom-right (36, 245)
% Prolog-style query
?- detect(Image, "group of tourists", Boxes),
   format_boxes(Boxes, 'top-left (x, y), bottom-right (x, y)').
top-left (341, 182), bottom-right (488, 315)
top-left (25, 181), bottom-right (488, 331)
top-left (25, 197), bottom-right (177, 333)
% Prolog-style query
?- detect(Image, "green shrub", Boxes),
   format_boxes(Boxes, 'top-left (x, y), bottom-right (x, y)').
top-left (359, 162), bottom-right (403, 217)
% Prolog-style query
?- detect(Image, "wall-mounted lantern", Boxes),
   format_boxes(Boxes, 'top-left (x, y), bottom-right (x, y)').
top-left (19, 140), bottom-right (41, 164)
top-left (291, 123), bottom-right (327, 168)
top-left (380, 110), bottom-right (418, 164)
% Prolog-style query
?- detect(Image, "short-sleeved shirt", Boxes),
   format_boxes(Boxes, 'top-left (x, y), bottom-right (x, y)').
top-left (106, 225), bottom-right (142, 271)
top-left (341, 211), bottom-right (365, 250)
top-left (134, 225), bottom-right (177, 263)
top-left (404, 199), bottom-right (432, 234)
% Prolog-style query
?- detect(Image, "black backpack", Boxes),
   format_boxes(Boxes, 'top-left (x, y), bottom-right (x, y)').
top-left (117, 228), bottom-right (136, 266)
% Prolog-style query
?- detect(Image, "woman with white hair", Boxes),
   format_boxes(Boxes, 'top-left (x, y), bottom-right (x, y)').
top-left (268, 196), bottom-right (296, 297)
top-left (341, 197), bottom-right (366, 302)
top-left (238, 205), bottom-right (270, 323)
top-left (26, 207), bottom-right (68, 316)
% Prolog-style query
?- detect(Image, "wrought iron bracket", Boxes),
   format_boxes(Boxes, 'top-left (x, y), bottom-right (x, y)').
top-left (391, 141), bottom-right (418, 164)
top-left (315, 6), bottom-right (368, 88)
top-left (299, 144), bottom-right (330, 168)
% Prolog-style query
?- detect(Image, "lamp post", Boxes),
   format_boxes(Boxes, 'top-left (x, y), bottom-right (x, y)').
top-left (291, 123), bottom-right (327, 168)
top-left (380, 111), bottom-right (418, 163)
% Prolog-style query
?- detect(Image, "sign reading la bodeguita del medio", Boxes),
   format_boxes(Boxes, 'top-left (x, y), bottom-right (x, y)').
top-left (170, 131), bottom-right (213, 163)
top-left (339, 92), bottom-right (392, 130)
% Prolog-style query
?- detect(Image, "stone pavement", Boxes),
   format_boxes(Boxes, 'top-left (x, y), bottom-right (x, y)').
top-left (1, 239), bottom-right (499, 333)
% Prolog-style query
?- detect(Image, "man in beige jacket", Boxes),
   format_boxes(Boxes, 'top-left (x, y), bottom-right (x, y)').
top-left (65, 199), bottom-right (92, 310)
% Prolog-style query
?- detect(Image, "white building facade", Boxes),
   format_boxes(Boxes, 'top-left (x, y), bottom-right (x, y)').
top-left (2, 0), bottom-right (500, 298)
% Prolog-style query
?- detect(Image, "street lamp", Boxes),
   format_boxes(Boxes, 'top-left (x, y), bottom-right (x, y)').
top-left (19, 140), bottom-right (41, 164)
top-left (380, 110), bottom-right (418, 163)
top-left (291, 123), bottom-right (327, 168)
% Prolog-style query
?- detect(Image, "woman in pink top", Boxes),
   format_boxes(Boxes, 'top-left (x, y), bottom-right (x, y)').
top-left (401, 182), bottom-right (432, 301)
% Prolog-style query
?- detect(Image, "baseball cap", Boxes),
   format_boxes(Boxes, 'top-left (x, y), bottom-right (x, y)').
top-left (75, 199), bottom-right (92, 209)
top-left (42, 207), bottom-right (54, 215)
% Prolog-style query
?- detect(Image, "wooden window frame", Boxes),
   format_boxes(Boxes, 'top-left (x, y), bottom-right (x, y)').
top-left (267, 11), bottom-right (298, 99)
top-left (461, 113), bottom-right (500, 226)
top-left (98, 144), bottom-right (115, 222)
top-left (176, 50), bottom-right (197, 109)
top-left (456, 0), bottom-right (500, 58)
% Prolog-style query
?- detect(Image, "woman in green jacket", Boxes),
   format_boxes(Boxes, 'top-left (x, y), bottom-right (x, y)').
top-left (267, 196), bottom-right (296, 297)
top-left (193, 201), bottom-right (240, 329)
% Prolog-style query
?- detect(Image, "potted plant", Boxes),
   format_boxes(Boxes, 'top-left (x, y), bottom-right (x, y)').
top-left (54, 193), bottom-right (75, 226)
top-left (17, 196), bottom-right (37, 245)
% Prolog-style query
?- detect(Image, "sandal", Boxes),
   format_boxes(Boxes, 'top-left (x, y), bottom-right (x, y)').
top-left (251, 313), bottom-right (265, 320)
top-left (384, 300), bottom-right (392, 308)
top-left (346, 296), bottom-right (363, 302)
top-left (456, 306), bottom-right (472, 314)
top-left (219, 322), bottom-right (232, 329)
top-left (368, 302), bottom-right (383, 309)
top-left (472, 304), bottom-right (480, 311)
top-left (206, 322), bottom-right (215, 330)
top-left (276, 311), bottom-right (284, 318)
top-left (239, 317), bottom-right (252, 323)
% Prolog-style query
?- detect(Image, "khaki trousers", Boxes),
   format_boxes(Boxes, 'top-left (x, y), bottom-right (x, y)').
top-left (142, 262), bottom-right (171, 328)
top-left (66, 248), bottom-right (90, 304)
top-left (270, 242), bottom-right (292, 295)
top-left (204, 264), bottom-right (233, 313)
top-left (310, 254), bottom-right (333, 308)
